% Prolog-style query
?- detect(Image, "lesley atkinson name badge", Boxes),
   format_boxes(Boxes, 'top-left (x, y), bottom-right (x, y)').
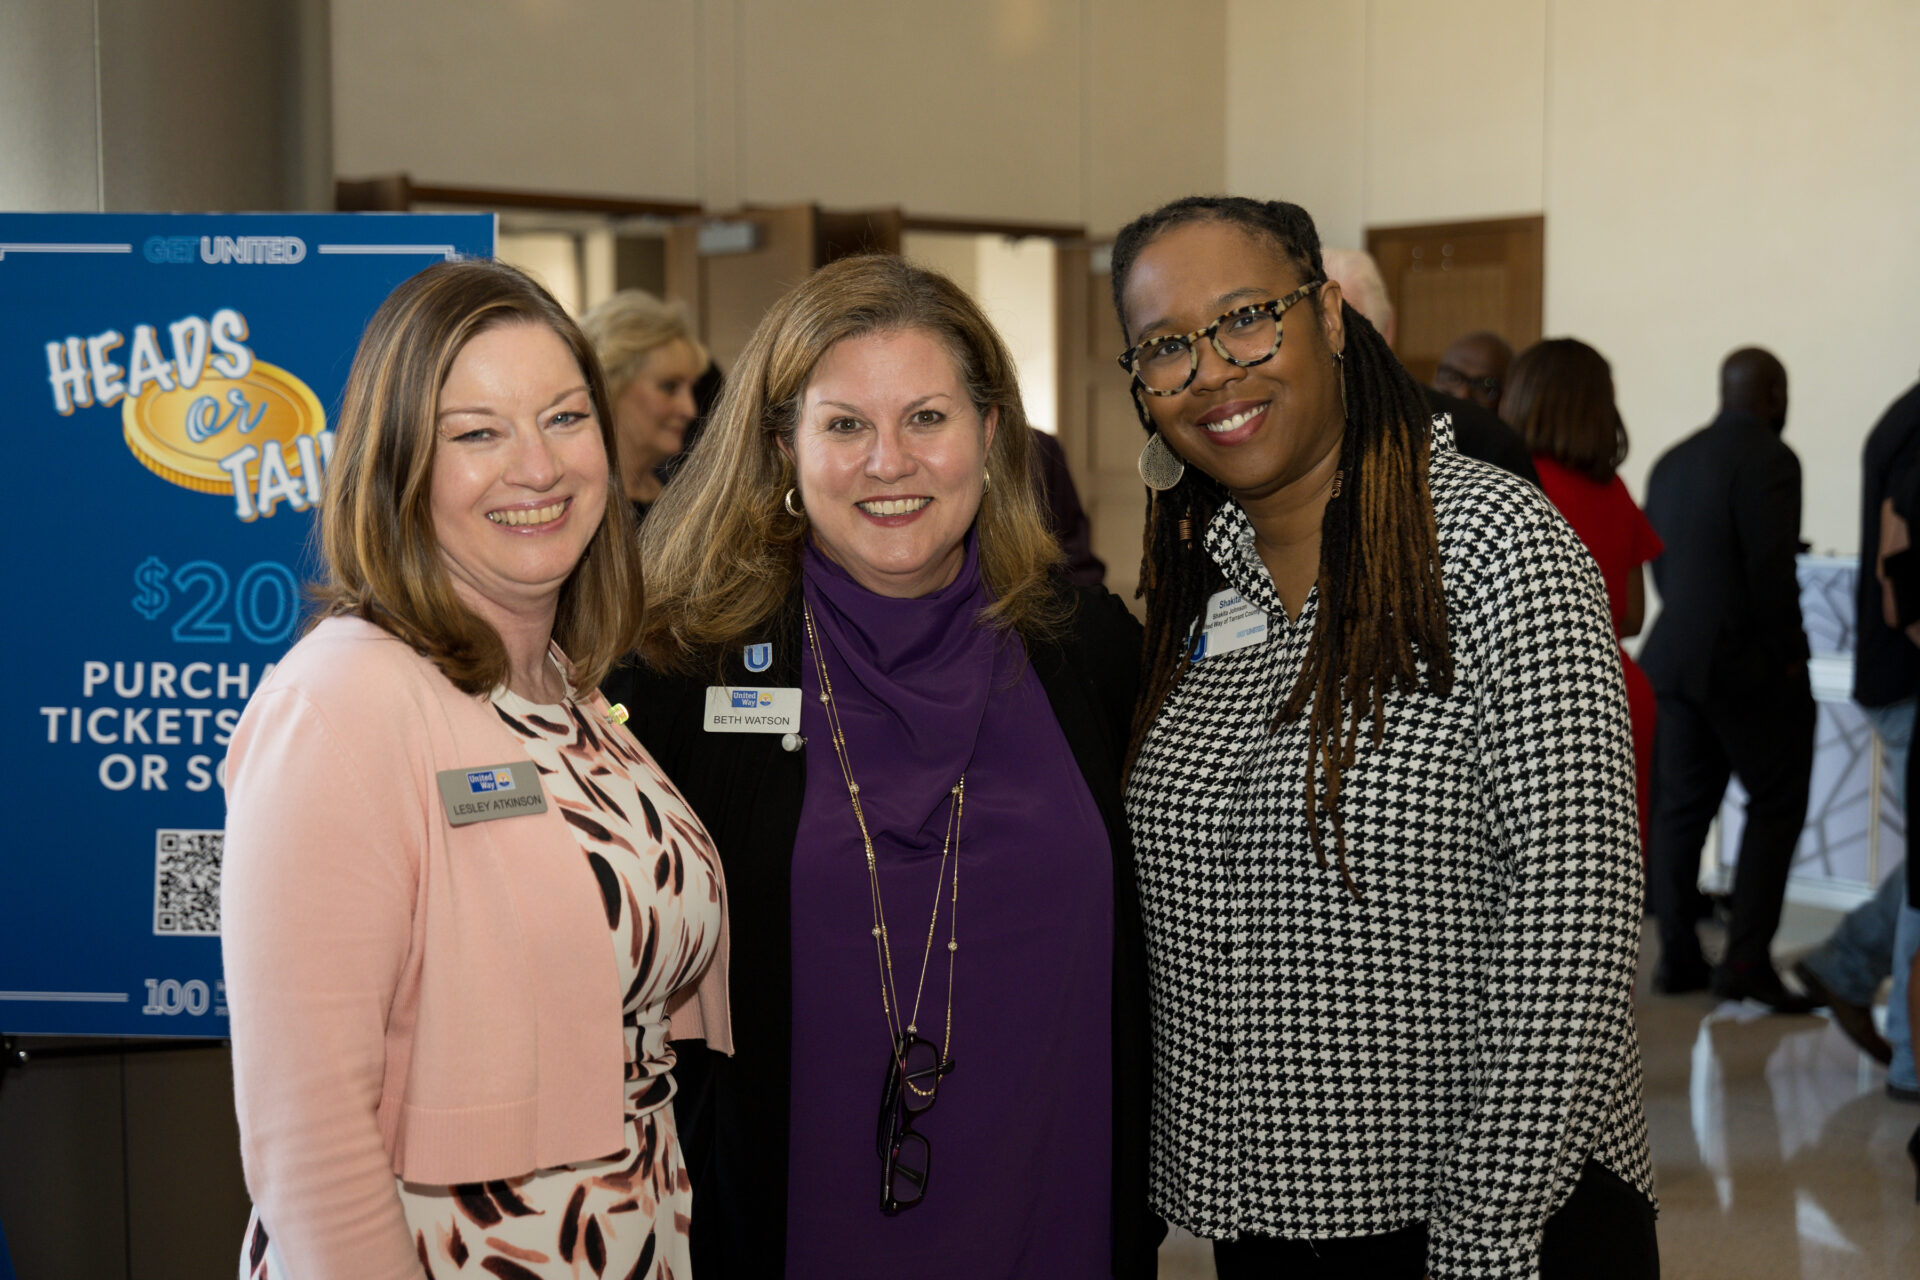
top-left (435, 761), bottom-right (549, 826)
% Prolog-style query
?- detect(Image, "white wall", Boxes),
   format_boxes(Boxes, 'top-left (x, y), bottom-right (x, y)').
top-left (329, 0), bottom-right (1226, 236)
top-left (1227, 0), bottom-right (1920, 556)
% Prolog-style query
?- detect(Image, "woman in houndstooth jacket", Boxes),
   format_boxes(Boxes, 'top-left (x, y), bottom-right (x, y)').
top-left (1110, 196), bottom-right (1658, 1280)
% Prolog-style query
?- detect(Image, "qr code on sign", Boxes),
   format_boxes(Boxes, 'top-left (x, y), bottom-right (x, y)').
top-left (154, 829), bottom-right (223, 936)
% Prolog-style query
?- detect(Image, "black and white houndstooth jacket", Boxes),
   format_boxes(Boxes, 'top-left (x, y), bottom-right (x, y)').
top-left (1125, 420), bottom-right (1653, 1280)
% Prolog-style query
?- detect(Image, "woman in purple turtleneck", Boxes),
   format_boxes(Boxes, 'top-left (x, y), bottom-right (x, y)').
top-left (604, 255), bottom-right (1158, 1279)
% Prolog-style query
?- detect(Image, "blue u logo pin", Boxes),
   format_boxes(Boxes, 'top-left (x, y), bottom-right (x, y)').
top-left (744, 642), bottom-right (773, 673)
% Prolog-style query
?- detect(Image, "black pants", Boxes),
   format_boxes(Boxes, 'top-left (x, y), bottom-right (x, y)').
top-left (1211, 1160), bottom-right (1659, 1279)
top-left (1646, 671), bottom-right (1815, 972)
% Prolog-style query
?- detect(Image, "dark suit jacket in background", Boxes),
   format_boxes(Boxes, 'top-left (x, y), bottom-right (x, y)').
top-left (1423, 388), bottom-right (1542, 488)
top-left (1853, 379), bottom-right (1920, 708)
top-left (1029, 426), bottom-right (1107, 587)
top-left (1640, 409), bottom-right (1809, 701)
top-left (604, 585), bottom-right (1159, 1278)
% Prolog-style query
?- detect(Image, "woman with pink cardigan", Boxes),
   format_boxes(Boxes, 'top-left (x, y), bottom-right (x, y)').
top-left (221, 259), bottom-right (729, 1280)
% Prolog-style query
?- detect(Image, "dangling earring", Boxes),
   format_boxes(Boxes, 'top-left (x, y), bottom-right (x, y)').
top-left (1334, 350), bottom-right (1350, 423)
top-left (983, 469), bottom-right (991, 493)
top-left (1138, 432), bottom-right (1186, 491)
top-left (783, 488), bottom-right (805, 518)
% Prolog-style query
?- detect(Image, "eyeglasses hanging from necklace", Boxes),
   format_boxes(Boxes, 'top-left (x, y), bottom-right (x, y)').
top-left (803, 601), bottom-right (963, 1214)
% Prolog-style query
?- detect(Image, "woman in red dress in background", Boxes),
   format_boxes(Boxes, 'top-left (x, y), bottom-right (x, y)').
top-left (1503, 339), bottom-right (1663, 852)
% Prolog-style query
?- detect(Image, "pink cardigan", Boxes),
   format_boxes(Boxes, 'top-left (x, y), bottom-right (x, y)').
top-left (222, 616), bottom-right (730, 1278)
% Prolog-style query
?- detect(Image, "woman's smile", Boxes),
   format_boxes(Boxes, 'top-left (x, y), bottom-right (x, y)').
top-left (1194, 399), bottom-right (1271, 445)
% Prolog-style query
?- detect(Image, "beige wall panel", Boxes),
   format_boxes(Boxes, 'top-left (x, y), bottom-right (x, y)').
top-left (0, 0), bottom-right (102, 211)
top-left (1225, 0), bottom-right (1368, 249)
top-left (97, 0), bottom-right (315, 211)
top-left (733, 0), bottom-right (1083, 223)
top-left (1363, 0), bottom-right (1546, 228)
top-left (1084, 0), bottom-right (1229, 236)
top-left (329, 0), bottom-right (702, 200)
top-left (1545, 0), bottom-right (1920, 556)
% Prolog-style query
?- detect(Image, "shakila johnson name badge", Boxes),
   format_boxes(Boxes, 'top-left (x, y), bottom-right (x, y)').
top-left (703, 685), bottom-right (803, 734)
top-left (1191, 586), bottom-right (1269, 661)
top-left (434, 760), bottom-right (549, 826)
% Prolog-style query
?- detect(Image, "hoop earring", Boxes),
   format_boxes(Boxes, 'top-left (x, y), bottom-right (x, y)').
top-left (783, 488), bottom-right (804, 518)
top-left (983, 469), bottom-right (991, 493)
top-left (1138, 432), bottom-right (1186, 491)
top-left (1334, 350), bottom-right (1349, 423)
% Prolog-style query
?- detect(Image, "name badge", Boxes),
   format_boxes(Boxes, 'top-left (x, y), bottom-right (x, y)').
top-left (1191, 586), bottom-right (1269, 661)
top-left (704, 685), bottom-right (803, 734)
top-left (435, 760), bottom-right (549, 826)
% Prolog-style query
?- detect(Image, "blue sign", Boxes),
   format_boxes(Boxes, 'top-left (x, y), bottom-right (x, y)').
top-left (0, 214), bottom-right (495, 1036)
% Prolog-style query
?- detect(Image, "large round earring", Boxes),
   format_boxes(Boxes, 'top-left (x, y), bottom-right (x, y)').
top-left (1138, 432), bottom-right (1186, 491)
top-left (783, 488), bottom-right (804, 518)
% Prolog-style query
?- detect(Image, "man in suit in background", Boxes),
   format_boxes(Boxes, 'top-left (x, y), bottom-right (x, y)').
top-left (1433, 330), bottom-right (1513, 413)
top-left (1796, 374), bottom-right (1920, 1075)
top-left (1642, 347), bottom-right (1817, 1011)
top-left (1320, 250), bottom-right (1539, 487)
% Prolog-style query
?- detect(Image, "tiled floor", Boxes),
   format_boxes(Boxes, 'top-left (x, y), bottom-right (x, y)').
top-left (1155, 910), bottom-right (1920, 1278)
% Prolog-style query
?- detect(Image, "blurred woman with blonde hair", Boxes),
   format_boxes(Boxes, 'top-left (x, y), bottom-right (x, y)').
top-left (580, 288), bottom-right (709, 520)
top-left (608, 254), bottom-right (1157, 1278)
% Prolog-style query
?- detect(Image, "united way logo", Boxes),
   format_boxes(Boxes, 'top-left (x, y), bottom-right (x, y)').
top-left (731, 689), bottom-right (770, 709)
top-left (466, 768), bottom-right (516, 794)
top-left (743, 642), bottom-right (772, 673)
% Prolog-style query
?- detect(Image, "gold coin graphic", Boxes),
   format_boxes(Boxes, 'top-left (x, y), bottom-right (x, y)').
top-left (121, 361), bottom-right (327, 495)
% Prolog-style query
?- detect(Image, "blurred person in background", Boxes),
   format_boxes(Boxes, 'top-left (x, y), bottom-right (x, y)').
top-left (1433, 329), bottom-right (1513, 413)
top-left (1641, 347), bottom-right (1815, 1011)
top-left (1321, 249), bottom-right (1538, 486)
top-left (1795, 374), bottom-right (1920, 1069)
top-left (582, 288), bottom-right (710, 522)
top-left (1501, 337), bottom-right (1663, 848)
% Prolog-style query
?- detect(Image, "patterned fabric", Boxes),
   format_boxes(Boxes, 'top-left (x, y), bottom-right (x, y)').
top-left (242, 681), bottom-right (721, 1280)
top-left (1125, 420), bottom-right (1652, 1280)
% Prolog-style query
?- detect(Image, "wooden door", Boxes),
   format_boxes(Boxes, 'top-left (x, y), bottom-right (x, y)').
top-left (663, 204), bottom-right (908, 372)
top-left (1366, 215), bottom-right (1543, 385)
top-left (664, 203), bottom-right (817, 372)
top-left (1056, 244), bottom-right (1147, 616)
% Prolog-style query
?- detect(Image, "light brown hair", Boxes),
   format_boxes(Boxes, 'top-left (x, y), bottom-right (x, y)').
top-left (637, 254), bottom-right (1063, 673)
top-left (312, 257), bottom-right (643, 695)
top-left (1500, 338), bottom-right (1628, 483)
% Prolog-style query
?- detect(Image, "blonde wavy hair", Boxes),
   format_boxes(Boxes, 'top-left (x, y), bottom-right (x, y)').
top-left (312, 258), bottom-right (643, 695)
top-left (579, 289), bottom-right (707, 398)
top-left (638, 254), bottom-right (1063, 673)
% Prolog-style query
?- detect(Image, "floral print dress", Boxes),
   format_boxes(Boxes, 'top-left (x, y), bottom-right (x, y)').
top-left (242, 684), bottom-right (722, 1280)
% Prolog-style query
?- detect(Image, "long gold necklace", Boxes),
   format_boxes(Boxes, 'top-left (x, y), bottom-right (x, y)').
top-left (802, 601), bottom-right (961, 1092)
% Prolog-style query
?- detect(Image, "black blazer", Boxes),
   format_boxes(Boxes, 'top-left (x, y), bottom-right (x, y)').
top-left (604, 585), bottom-right (1160, 1278)
top-left (1640, 409), bottom-right (1810, 700)
top-left (1423, 389), bottom-right (1542, 488)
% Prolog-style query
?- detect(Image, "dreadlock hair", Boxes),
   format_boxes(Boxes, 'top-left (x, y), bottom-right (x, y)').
top-left (1110, 195), bottom-right (1454, 899)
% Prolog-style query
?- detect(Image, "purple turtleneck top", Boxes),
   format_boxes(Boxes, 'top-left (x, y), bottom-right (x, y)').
top-left (784, 537), bottom-right (1114, 1277)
